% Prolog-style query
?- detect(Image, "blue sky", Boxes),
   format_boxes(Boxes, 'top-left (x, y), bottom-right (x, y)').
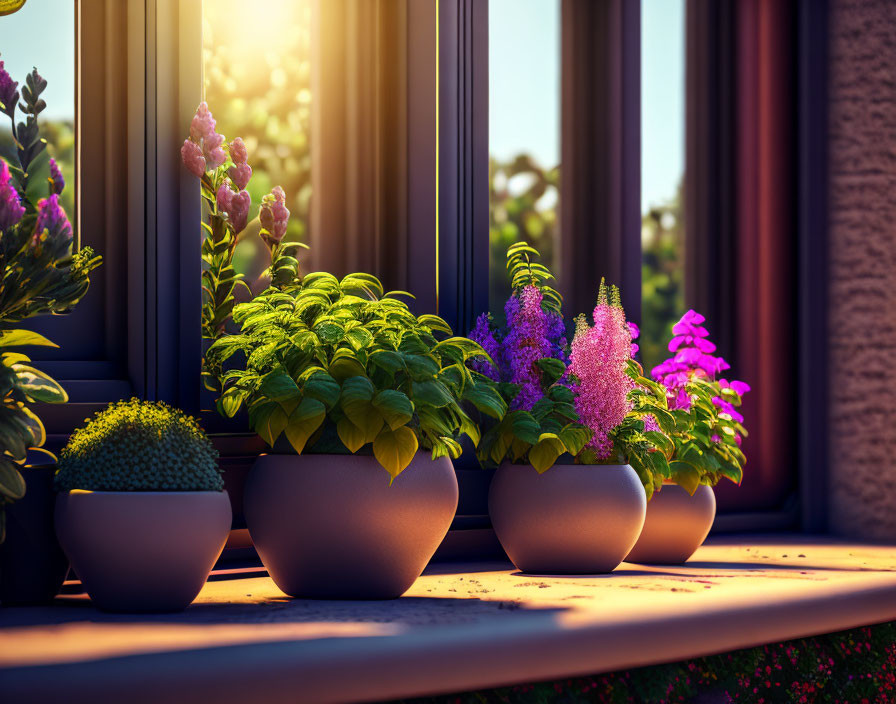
top-left (489, 0), bottom-right (685, 212)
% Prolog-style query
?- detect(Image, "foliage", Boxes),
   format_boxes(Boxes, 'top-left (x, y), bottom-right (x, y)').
top-left (651, 310), bottom-right (750, 494)
top-left (489, 156), bottom-right (558, 310)
top-left (0, 63), bottom-right (102, 541)
top-left (55, 399), bottom-right (223, 492)
top-left (206, 272), bottom-right (504, 481)
top-left (400, 622), bottom-right (896, 704)
top-left (181, 101), bottom-right (307, 392)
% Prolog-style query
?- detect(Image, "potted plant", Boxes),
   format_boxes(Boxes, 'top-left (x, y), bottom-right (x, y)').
top-left (626, 310), bottom-right (750, 564)
top-left (54, 400), bottom-right (231, 612)
top-left (206, 273), bottom-right (502, 599)
top-left (471, 244), bottom-right (674, 574)
top-left (0, 63), bottom-right (102, 604)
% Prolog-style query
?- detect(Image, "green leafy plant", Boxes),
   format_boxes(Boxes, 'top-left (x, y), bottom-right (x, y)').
top-left (0, 62), bottom-right (102, 541)
top-left (206, 272), bottom-right (505, 480)
top-left (54, 399), bottom-right (224, 492)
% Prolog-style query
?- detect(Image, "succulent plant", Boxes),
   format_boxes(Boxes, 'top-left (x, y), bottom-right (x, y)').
top-left (55, 399), bottom-right (224, 492)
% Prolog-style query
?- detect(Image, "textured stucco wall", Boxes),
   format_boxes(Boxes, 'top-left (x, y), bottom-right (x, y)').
top-left (828, 0), bottom-right (896, 539)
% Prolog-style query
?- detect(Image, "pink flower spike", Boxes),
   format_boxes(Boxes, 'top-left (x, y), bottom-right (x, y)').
top-left (694, 337), bottom-right (717, 353)
top-left (205, 146), bottom-right (227, 171)
top-left (215, 184), bottom-right (233, 214)
top-left (229, 190), bottom-right (251, 233)
top-left (228, 162), bottom-right (252, 190)
top-left (229, 137), bottom-right (248, 164)
top-left (181, 140), bottom-right (206, 177)
top-left (681, 309), bottom-right (705, 325)
top-left (190, 102), bottom-right (217, 143)
top-left (259, 186), bottom-right (290, 243)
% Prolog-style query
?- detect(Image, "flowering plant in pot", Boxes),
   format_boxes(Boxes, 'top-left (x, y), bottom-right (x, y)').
top-left (626, 309), bottom-right (751, 564)
top-left (54, 400), bottom-right (231, 612)
top-left (205, 272), bottom-right (503, 598)
top-left (0, 63), bottom-right (102, 604)
top-left (470, 244), bottom-right (674, 574)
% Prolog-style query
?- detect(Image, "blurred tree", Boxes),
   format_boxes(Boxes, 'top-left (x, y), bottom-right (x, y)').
top-left (640, 180), bottom-right (685, 371)
top-left (202, 0), bottom-right (312, 247)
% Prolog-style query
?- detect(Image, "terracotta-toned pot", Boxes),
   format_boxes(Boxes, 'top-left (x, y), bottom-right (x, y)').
top-left (0, 465), bottom-right (69, 605)
top-left (489, 462), bottom-right (647, 574)
top-left (244, 452), bottom-right (458, 599)
top-left (55, 490), bottom-right (232, 612)
top-left (625, 483), bottom-right (716, 564)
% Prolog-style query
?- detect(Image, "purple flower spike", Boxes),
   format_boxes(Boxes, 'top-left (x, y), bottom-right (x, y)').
top-left (34, 194), bottom-right (73, 242)
top-left (0, 160), bottom-right (25, 231)
top-left (48, 158), bottom-right (65, 195)
top-left (468, 313), bottom-right (500, 381)
top-left (0, 61), bottom-right (19, 115)
top-left (259, 186), bottom-right (290, 244)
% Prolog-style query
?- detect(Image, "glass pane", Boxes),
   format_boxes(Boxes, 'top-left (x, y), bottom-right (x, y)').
top-left (202, 0), bottom-right (312, 257)
top-left (640, 0), bottom-right (686, 371)
top-left (488, 0), bottom-right (560, 314)
top-left (0, 1), bottom-right (76, 232)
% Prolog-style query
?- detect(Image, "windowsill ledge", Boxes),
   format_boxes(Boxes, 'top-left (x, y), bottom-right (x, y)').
top-left (2, 534), bottom-right (896, 703)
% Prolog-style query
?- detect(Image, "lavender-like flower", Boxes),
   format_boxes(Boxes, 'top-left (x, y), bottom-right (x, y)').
top-left (184, 102), bottom-right (226, 173)
top-left (568, 282), bottom-right (634, 459)
top-left (468, 313), bottom-right (500, 381)
top-left (503, 284), bottom-right (553, 410)
top-left (0, 60), bottom-right (19, 116)
top-left (181, 139), bottom-right (206, 177)
top-left (259, 186), bottom-right (290, 244)
top-left (229, 137), bottom-right (248, 164)
top-left (34, 194), bottom-right (73, 242)
top-left (49, 158), bottom-right (65, 195)
top-left (228, 190), bottom-right (251, 234)
top-left (0, 160), bottom-right (24, 231)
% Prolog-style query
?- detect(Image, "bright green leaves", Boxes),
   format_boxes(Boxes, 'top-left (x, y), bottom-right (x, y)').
top-left (373, 426), bottom-right (419, 481)
top-left (669, 460), bottom-right (701, 495)
top-left (339, 375), bottom-right (384, 446)
top-left (259, 369), bottom-right (300, 402)
top-left (0, 329), bottom-right (58, 348)
top-left (529, 433), bottom-right (566, 473)
top-left (284, 397), bottom-right (326, 454)
top-left (410, 379), bottom-right (453, 408)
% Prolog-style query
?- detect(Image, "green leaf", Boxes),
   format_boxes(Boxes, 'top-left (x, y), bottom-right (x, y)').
top-left (255, 404), bottom-right (288, 446)
top-left (373, 426), bottom-right (419, 481)
top-left (372, 390), bottom-right (414, 431)
top-left (558, 424), bottom-right (592, 456)
top-left (411, 380), bottom-right (454, 408)
top-left (417, 314), bottom-right (453, 334)
top-left (337, 416), bottom-right (368, 453)
top-left (528, 434), bottom-right (566, 473)
top-left (259, 369), bottom-right (300, 402)
top-left (0, 457), bottom-right (25, 501)
top-left (13, 365), bottom-right (67, 403)
top-left (511, 411), bottom-right (541, 445)
top-left (302, 373), bottom-right (341, 409)
top-left (0, 329), bottom-right (59, 349)
top-left (669, 460), bottom-right (701, 495)
top-left (535, 357), bottom-right (566, 385)
top-left (463, 382), bottom-right (507, 420)
top-left (284, 397), bottom-right (326, 453)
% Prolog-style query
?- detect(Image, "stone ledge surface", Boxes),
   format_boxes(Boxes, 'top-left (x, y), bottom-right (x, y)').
top-left (2, 534), bottom-right (896, 703)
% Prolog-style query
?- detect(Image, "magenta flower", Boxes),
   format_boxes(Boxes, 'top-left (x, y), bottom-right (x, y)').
top-left (181, 139), bottom-right (206, 177)
top-left (228, 162), bottom-right (252, 191)
top-left (629, 321), bottom-right (640, 357)
top-left (568, 283), bottom-right (634, 459)
top-left (0, 61), bottom-right (18, 115)
top-left (185, 102), bottom-right (226, 171)
top-left (229, 137), bottom-right (248, 164)
top-left (259, 186), bottom-right (290, 244)
top-left (34, 194), bottom-right (73, 242)
top-left (0, 160), bottom-right (25, 231)
top-left (228, 190), bottom-right (250, 234)
top-left (48, 158), bottom-right (65, 195)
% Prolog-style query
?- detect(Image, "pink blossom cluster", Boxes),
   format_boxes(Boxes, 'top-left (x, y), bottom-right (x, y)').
top-left (651, 309), bottom-right (751, 438)
top-left (227, 137), bottom-right (252, 190)
top-left (568, 287), bottom-right (634, 459)
top-left (259, 186), bottom-right (290, 245)
top-left (34, 194), bottom-right (73, 243)
top-left (181, 102), bottom-right (226, 176)
top-left (216, 183), bottom-right (251, 234)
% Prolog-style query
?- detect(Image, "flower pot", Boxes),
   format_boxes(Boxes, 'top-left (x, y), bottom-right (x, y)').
top-left (55, 490), bottom-right (232, 612)
top-left (0, 465), bottom-right (69, 605)
top-left (244, 452), bottom-right (458, 599)
top-left (489, 462), bottom-right (647, 574)
top-left (625, 483), bottom-right (716, 564)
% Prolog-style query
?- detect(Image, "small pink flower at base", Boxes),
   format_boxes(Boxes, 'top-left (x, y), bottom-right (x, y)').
top-left (229, 137), bottom-right (248, 164)
top-left (181, 139), bottom-right (206, 177)
top-left (0, 160), bottom-right (25, 231)
top-left (259, 186), bottom-right (290, 244)
top-left (49, 158), bottom-right (65, 195)
top-left (628, 321), bottom-right (640, 357)
top-left (228, 162), bottom-right (252, 191)
top-left (34, 194), bottom-right (73, 242)
top-left (228, 190), bottom-right (251, 234)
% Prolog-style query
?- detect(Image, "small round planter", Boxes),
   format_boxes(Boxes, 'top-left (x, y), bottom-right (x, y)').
top-left (625, 483), bottom-right (716, 565)
top-left (0, 465), bottom-right (69, 606)
top-left (55, 490), bottom-right (232, 612)
top-left (244, 452), bottom-right (458, 599)
top-left (489, 462), bottom-right (647, 574)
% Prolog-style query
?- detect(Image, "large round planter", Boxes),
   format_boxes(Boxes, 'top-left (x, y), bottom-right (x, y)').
top-left (244, 452), bottom-right (458, 599)
top-left (489, 462), bottom-right (647, 574)
top-left (55, 490), bottom-right (232, 612)
top-left (625, 483), bottom-right (716, 564)
top-left (0, 465), bottom-right (69, 605)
